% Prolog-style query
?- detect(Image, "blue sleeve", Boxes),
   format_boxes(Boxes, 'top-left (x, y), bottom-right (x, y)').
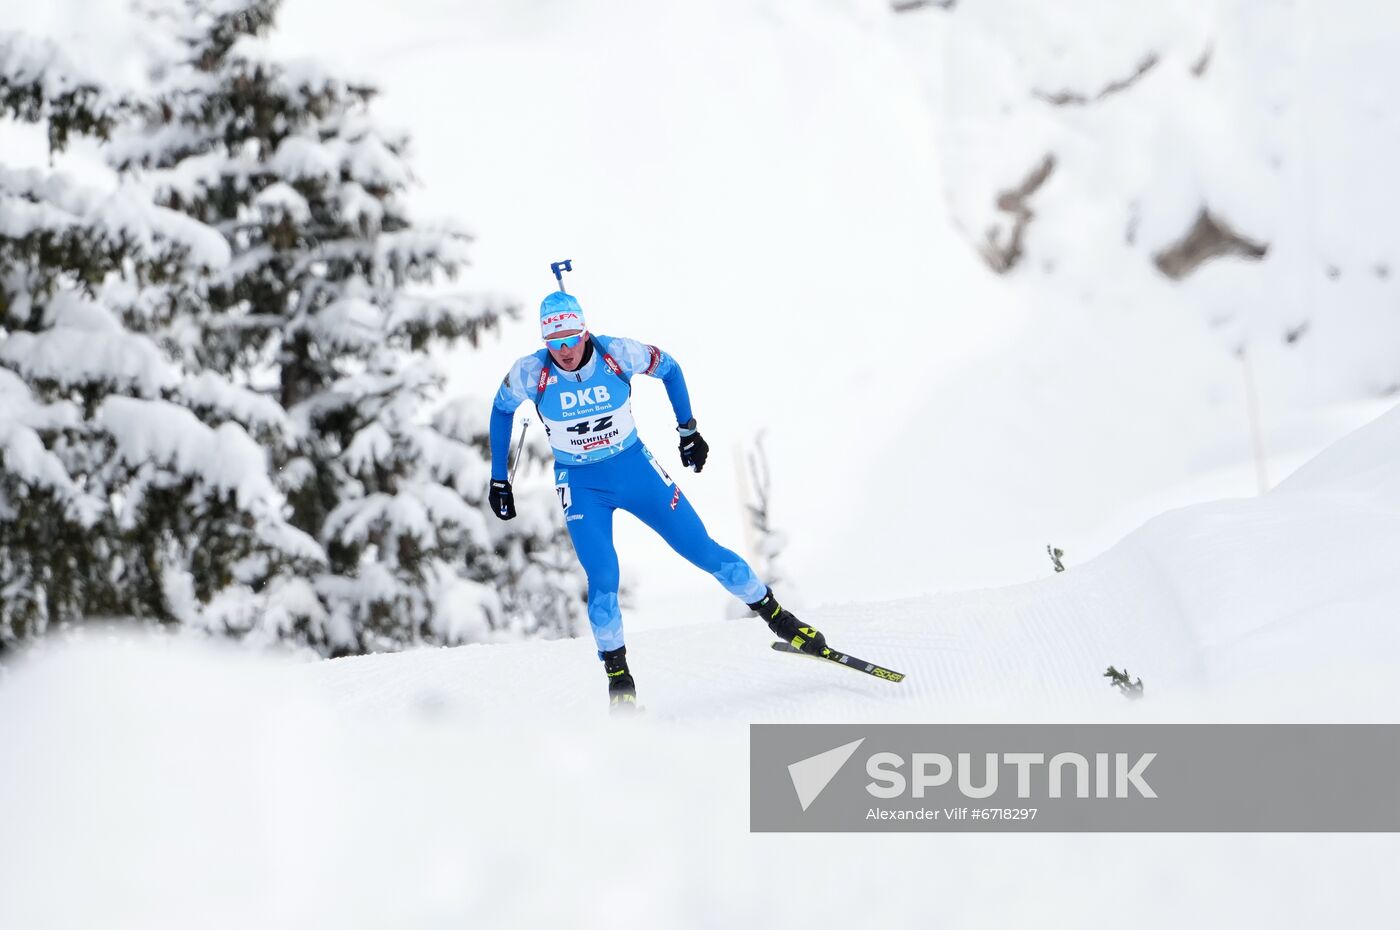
top-left (490, 355), bottom-right (541, 482)
top-left (661, 361), bottom-right (693, 426)
top-left (490, 406), bottom-right (515, 481)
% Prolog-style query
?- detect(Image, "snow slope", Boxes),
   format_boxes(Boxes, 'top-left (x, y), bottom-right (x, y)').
top-left (307, 399), bottom-right (1400, 722)
top-left (3, 401), bottom-right (1398, 929)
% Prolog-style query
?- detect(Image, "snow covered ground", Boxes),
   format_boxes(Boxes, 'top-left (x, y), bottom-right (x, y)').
top-left (4, 398), bottom-right (1398, 928)
top-left (4, 4), bottom-right (1399, 922)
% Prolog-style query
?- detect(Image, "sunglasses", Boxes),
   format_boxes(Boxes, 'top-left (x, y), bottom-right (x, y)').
top-left (545, 331), bottom-right (586, 351)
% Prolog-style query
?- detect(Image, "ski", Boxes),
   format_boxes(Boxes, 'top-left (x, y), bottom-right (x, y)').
top-left (769, 641), bottom-right (907, 683)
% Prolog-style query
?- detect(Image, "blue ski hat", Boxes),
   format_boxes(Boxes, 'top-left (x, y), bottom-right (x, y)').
top-left (540, 291), bottom-right (587, 339)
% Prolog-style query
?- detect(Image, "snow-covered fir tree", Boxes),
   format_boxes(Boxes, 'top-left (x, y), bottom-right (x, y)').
top-left (0, 27), bottom-right (322, 651)
top-left (106, 0), bottom-right (582, 651)
top-left (0, 1), bottom-right (585, 653)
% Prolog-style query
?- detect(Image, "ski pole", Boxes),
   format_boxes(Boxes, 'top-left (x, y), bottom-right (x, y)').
top-left (508, 416), bottom-right (531, 483)
top-left (550, 259), bottom-right (573, 293)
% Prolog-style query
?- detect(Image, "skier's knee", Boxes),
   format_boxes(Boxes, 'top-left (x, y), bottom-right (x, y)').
top-left (581, 560), bottom-right (619, 594)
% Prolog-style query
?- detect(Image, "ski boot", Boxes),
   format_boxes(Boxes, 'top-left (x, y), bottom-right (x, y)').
top-left (602, 646), bottom-right (639, 715)
top-left (747, 588), bottom-right (827, 656)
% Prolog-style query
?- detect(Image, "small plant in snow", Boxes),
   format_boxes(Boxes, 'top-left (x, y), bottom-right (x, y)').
top-left (742, 432), bottom-right (788, 593)
top-left (1104, 665), bottom-right (1144, 699)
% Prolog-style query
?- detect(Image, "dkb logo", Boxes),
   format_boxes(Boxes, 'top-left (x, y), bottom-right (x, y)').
top-left (560, 386), bottom-right (611, 410)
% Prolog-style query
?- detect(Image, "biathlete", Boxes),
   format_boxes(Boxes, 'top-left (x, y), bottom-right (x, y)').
top-left (487, 289), bottom-right (825, 712)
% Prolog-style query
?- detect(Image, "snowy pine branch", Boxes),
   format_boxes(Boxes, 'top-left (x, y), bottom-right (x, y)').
top-left (0, 31), bottom-right (127, 150)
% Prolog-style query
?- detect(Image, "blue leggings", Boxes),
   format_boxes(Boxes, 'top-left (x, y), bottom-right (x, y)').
top-left (556, 443), bottom-right (767, 654)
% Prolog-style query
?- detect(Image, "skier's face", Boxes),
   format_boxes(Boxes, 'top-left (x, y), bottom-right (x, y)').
top-left (546, 330), bottom-right (588, 370)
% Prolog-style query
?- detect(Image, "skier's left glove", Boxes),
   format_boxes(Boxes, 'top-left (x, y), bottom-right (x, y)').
top-left (489, 479), bottom-right (516, 520)
top-left (677, 418), bottom-right (708, 473)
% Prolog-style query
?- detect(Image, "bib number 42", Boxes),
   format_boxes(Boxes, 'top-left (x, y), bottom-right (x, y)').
top-left (565, 415), bottom-right (613, 436)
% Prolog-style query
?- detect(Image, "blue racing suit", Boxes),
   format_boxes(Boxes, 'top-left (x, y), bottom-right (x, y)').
top-left (490, 335), bottom-right (766, 653)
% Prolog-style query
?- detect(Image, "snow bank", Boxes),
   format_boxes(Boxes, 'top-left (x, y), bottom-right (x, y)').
top-left (1110, 402), bottom-right (1400, 693)
top-left (3, 402), bottom-right (1400, 928)
top-left (0, 632), bottom-right (1393, 930)
top-left (1273, 402), bottom-right (1400, 502)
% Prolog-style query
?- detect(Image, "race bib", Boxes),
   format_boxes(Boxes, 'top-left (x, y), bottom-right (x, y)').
top-left (543, 402), bottom-right (639, 461)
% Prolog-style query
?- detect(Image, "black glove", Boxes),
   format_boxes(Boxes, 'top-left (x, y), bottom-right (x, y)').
top-left (489, 479), bottom-right (516, 520)
top-left (677, 418), bottom-right (708, 473)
